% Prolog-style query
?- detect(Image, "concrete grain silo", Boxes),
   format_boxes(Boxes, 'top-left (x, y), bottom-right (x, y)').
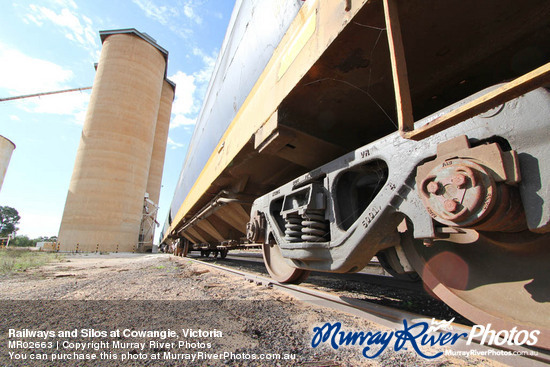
top-left (58, 29), bottom-right (173, 252)
top-left (0, 136), bottom-right (15, 192)
top-left (139, 79), bottom-right (176, 251)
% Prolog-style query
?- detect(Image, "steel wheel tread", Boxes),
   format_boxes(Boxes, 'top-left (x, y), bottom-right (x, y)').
top-left (402, 230), bottom-right (550, 350)
top-left (262, 242), bottom-right (310, 284)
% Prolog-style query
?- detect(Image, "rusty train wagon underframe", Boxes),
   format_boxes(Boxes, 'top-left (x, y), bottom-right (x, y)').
top-left (163, 0), bottom-right (550, 349)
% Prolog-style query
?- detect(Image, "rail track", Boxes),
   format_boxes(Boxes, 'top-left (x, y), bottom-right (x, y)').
top-left (185, 251), bottom-right (467, 324)
top-left (175, 254), bottom-right (550, 367)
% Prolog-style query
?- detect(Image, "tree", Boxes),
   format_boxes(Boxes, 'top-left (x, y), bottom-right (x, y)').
top-left (12, 235), bottom-right (35, 247)
top-left (0, 206), bottom-right (20, 237)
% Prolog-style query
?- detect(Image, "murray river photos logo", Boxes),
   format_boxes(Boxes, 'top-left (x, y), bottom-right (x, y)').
top-left (310, 319), bottom-right (540, 359)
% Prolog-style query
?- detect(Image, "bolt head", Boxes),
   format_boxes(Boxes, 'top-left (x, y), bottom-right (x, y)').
top-left (452, 174), bottom-right (467, 188)
top-left (427, 181), bottom-right (440, 194)
top-left (444, 199), bottom-right (459, 213)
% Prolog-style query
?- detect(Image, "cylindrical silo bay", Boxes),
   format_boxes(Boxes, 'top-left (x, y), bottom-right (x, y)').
top-left (140, 79), bottom-right (176, 251)
top-left (58, 29), bottom-right (169, 252)
top-left (0, 135), bottom-right (15, 192)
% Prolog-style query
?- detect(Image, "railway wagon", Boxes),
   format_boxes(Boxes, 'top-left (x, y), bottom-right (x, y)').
top-left (162, 0), bottom-right (550, 349)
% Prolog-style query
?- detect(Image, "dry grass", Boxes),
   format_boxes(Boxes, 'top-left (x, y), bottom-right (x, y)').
top-left (0, 248), bottom-right (62, 274)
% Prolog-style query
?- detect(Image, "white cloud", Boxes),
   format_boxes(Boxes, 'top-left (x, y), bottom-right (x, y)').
top-left (183, 5), bottom-right (193, 18)
top-left (167, 69), bottom-right (201, 129)
top-left (10, 115), bottom-right (20, 121)
top-left (192, 48), bottom-right (216, 83)
top-left (167, 137), bottom-right (185, 149)
top-left (168, 46), bottom-right (218, 129)
top-left (23, 13), bottom-right (43, 26)
top-left (24, 3), bottom-right (99, 58)
top-left (42, 8), bottom-right (81, 33)
top-left (20, 91), bottom-right (90, 124)
top-left (0, 43), bottom-right (89, 123)
top-left (169, 70), bottom-right (200, 129)
top-left (52, 0), bottom-right (77, 9)
top-left (170, 114), bottom-right (196, 128)
top-left (131, 0), bottom-right (205, 39)
top-left (170, 71), bottom-right (197, 113)
top-left (0, 43), bottom-right (73, 94)
top-left (131, 0), bottom-right (179, 25)
top-left (183, 4), bottom-right (202, 25)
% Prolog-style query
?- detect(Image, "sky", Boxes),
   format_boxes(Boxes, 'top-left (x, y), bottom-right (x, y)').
top-left (0, 0), bottom-right (236, 239)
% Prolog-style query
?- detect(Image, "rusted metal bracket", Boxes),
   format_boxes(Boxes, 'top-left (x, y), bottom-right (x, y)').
top-left (383, 0), bottom-right (414, 133)
top-left (405, 62), bottom-right (550, 140)
top-left (383, 0), bottom-right (550, 141)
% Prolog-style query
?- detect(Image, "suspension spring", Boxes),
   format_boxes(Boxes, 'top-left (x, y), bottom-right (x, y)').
top-left (284, 213), bottom-right (303, 242)
top-left (302, 209), bottom-right (329, 242)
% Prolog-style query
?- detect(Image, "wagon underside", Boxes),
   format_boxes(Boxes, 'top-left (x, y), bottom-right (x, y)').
top-left (168, 0), bottom-right (550, 246)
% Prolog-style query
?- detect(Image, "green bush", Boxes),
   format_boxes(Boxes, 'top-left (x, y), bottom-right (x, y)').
top-left (0, 249), bottom-right (61, 274)
top-left (10, 235), bottom-right (37, 247)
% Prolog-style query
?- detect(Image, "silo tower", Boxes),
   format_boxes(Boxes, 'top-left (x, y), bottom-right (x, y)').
top-left (139, 79), bottom-right (176, 251)
top-left (0, 135), bottom-right (15, 192)
top-left (59, 29), bottom-right (174, 252)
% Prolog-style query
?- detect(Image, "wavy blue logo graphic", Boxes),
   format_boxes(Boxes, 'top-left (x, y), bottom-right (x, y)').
top-left (311, 319), bottom-right (467, 359)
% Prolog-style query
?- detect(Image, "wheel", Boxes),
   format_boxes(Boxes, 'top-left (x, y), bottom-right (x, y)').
top-left (204, 250), bottom-right (211, 257)
top-left (402, 229), bottom-right (550, 350)
top-left (262, 242), bottom-right (310, 284)
top-left (219, 248), bottom-right (228, 259)
top-left (376, 247), bottom-right (420, 282)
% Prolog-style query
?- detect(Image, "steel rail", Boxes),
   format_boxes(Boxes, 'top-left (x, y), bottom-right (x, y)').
top-left (175, 256), bottom-right (550, 367)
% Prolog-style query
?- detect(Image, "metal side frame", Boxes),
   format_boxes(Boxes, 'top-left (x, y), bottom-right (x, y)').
top-left (250, 86), bottom-right (550, 273)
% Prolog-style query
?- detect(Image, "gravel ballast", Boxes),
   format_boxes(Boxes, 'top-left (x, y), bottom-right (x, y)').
top-left (0, 253), bottom-right (507, 366)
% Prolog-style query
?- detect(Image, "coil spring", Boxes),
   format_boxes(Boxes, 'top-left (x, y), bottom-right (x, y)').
top-left (302, 210), bottom-right (329, 242)
top-left (284, 210), bottom-right (329, 243)
top-left (284, 213), bottom-right (303, 242)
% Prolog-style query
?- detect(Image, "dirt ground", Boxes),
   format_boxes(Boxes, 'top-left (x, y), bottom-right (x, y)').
top-left (0, 252), bottom-right (507, 366)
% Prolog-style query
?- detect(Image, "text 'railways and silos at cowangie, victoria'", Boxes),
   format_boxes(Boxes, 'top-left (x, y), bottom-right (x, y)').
top-left (160, 0), bottom-right (550, 350)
